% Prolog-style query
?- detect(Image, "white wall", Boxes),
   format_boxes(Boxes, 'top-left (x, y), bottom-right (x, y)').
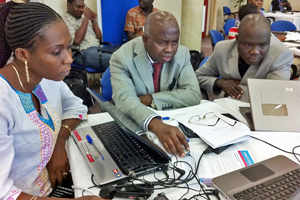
top-left (153, 0), bottom-right (182, 29)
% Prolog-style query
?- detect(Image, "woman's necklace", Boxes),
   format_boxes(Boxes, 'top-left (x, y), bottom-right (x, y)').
top-left (11, 65), bottom-right (29, 93)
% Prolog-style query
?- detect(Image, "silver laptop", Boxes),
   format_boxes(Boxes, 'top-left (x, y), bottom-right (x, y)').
top-left (71, 88), bottom-right (170, 185)
top-left (240, 79), bottom-right (300, 131)
top-left (212, 155), bottom-right (300, 200)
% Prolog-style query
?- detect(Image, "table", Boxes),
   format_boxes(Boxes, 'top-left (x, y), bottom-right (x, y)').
top-left (67, 99), bottom-right (300, 200)
top-left (265, 12), bottom-right (300, 30)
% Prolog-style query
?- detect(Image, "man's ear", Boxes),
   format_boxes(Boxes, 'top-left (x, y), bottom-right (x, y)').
top-left (14, 48), bottom-right (29, 63)
top-left (142, 34), bottom-right (148, 46)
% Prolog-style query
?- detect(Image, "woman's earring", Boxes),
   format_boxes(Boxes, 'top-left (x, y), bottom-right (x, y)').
top-left (25, 60), bottom-right (30, 83)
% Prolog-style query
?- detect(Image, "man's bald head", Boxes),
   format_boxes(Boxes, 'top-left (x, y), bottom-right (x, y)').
top-left (142, 11), bottom-right (180, 63)
top-left (239, 14), bottom-right (271, 36)
top-left (236, 14), bottom-right (271, 65)
top-left (144, 11), bottom-right (179, 36)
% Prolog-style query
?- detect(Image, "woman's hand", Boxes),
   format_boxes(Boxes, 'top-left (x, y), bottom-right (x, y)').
top-left (47, 142), bottom-right (70, 189)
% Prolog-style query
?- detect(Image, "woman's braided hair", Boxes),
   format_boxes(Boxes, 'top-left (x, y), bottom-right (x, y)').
top-left (0, 2), bottom-right (61, 68)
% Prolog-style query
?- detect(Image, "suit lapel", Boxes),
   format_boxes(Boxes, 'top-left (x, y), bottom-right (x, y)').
top-left (228, 43), bottom-right (241, 80)
top-left (133, 39), bottom-right (154, 93)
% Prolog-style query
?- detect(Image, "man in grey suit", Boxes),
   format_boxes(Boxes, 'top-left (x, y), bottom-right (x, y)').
top-left (195, 14), bottom-right (293, 102)
top-left (110, 11), bottom-right (201, 157)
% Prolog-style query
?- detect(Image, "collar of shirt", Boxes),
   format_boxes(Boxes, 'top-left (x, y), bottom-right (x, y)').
top-left (146, 52), bottom-right (159, 74)
top-left (138, 5), bottom-right (155, 15)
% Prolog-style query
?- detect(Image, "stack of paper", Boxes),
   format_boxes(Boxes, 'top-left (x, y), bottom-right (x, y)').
top-left (154, 101), bottom-right (251, 149)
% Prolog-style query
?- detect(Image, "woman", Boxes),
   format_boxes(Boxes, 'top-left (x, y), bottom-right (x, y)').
top-left (248, 0), bottom-right (264, 10)
top-left (0, 2), bottom-right (108, 200)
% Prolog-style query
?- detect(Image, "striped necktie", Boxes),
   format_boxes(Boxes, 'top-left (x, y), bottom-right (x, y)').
top-left (152, 63), bottom-right (162, 93)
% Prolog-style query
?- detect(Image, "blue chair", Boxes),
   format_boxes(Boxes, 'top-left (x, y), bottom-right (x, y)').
top-left (209, 30), bottom-right (224, 51)
top-left (100, 66), bottom-right (113, 101)
top-left (271, 20), bottom-right (297, 31)
top-left (223, 19), bottom-right (236, 36)
top-left (223, 6), bottom-right (236, 22)
top-left (199, 56), bottom-right (210, 68)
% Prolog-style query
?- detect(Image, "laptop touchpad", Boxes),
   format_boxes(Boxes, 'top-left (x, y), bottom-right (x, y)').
top-left (240, 164), bottom-right (275, 182)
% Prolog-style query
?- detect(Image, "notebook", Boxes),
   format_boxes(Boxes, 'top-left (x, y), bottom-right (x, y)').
top-left (212, 155), bottom-right (300, 200)
top-left (240, 79), bottom-right (300, 131)
top-left (71, 88), bottom-right (170, 185)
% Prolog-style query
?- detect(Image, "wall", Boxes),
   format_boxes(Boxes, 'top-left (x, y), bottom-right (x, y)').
top-left (153, 0), bottom-right (182, 29)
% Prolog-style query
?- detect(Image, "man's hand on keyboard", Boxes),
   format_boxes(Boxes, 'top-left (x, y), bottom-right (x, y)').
top-left (148, 118), bottom-right (189, 157)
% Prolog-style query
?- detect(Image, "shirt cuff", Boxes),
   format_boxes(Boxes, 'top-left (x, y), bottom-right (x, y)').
top-left (213, 78), bottom-right (222, 94)
top-left (141, 114), bottom-right (162, 133)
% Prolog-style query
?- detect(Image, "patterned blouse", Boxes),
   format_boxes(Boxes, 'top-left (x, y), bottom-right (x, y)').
top-left (0, 76), bottom-right (87, 200)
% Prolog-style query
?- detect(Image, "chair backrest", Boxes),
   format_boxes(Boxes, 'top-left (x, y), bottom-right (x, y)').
top-left (223, 6), bottom-right (231, 15)
top-left (199, 56), bottom-right (210, 68)
top-left (266, 17), bottom-right (275, 25)
top-left (223, 19), bottom-right (236, 35)
top-left (271, 20), bottom-right (297, 31)
top-left (101, 66), bottom-right (113, 101)
top-left (209, 30), bottom-right (224, 50)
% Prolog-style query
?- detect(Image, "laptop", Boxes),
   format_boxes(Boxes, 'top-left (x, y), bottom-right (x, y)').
top-left (71, 88), bottom-right (170, 185)
top-left (240, 79), bottom-right (300, 131)
top-left (212, 155), bottom-right (300, 200)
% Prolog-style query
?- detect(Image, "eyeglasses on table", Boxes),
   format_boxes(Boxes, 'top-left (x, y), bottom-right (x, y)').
top-left (188, 112), bottom-right (237, 127)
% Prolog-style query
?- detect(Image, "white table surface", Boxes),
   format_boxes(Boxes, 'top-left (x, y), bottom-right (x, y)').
top-left (67, 99), bottom-right (300, 200)
top-left (265, 12), bottom-right (300, 30)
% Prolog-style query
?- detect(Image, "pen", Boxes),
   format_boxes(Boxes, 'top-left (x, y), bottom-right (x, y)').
top-left (86, 135), bottom-right (104, 160)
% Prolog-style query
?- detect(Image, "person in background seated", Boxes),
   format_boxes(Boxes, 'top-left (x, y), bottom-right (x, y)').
top-left (63, 0), bottom-right (108, 72)
top-left (248, 0), bottom-right (264, 10)
top-left (272, 0), bottom-right (292, 11)
top-left (124, 0), bottom-right (159, 41)
top-left (235, 0), bottom-right (264, 27)
top-left (111, 11), bottom-right (201, 157)
top-left (0, 2), bottom-right (109, 200)
top-left (229, 4), bottom-right (260, 40)
top-left (195, 14), bottom-right (293, 103)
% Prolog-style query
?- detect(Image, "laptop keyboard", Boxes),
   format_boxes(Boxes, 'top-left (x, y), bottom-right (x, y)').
top-left (233, 168), bottom-right (300, 200)
top-left (92, 121), bottom-right (157, 174)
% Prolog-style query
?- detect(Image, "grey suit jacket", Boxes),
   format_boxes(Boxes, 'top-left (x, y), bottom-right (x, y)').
top-left (195, 35), bottom-right (294, 102)
top-left (110, 37), bottom-right (201, 127)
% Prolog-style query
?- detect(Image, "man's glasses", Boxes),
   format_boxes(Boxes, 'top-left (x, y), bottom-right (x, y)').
top-left (188, 112), bottom-right (237, 127)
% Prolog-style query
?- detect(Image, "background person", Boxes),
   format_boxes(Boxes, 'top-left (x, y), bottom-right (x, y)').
top-left (63, 0), bottom-right (108, 72)
top-left (272, 0), bottom-right (292, 11)
top-left (0, 2), bottom-right (108, 200)
top-left (111, 11), bottom-right (201, 157)
top-left (124, 0), bottom-right (159, 41)
top-left (229, 4), bottom-right (260, 40)
top-left (235, 0), bottom-right (264, 27)
top-left (195, 14), bottom-right (293, 103)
